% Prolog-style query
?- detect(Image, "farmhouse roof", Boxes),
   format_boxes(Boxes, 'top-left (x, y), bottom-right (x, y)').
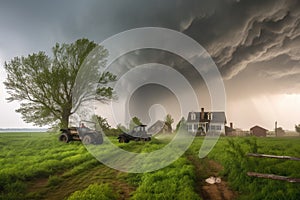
top-left (225, 126), bottom-right (235, 132)
top-left (147, 120), bottom-right (168, 134)
top-left (148, 120), bottom-right (165, 130)
top-left (250, 125), bottom-right (268, 131)
top-left (187, 111), bottom-right (226, 123)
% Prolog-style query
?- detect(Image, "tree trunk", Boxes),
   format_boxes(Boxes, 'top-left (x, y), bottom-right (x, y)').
top-left (61, 115), bottom-right (69, 129)
top-left (61, 107), bottom-right (71, 129)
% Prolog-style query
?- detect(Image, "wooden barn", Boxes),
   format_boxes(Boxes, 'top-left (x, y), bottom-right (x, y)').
top-left (250, 125), bottom-right (268, 137)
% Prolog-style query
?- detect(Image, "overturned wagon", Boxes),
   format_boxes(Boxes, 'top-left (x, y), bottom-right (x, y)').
top-left (118, 125), bottom-right (151, 143)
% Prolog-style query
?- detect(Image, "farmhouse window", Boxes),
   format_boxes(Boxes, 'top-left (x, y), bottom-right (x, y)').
top-left (194, 124), bottom-right (198, 130)
top-left (191, 113), bottom-right (196, 120)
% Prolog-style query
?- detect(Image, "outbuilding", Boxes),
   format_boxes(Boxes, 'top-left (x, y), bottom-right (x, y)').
top-left (250, 125), bottom-right (268, 137)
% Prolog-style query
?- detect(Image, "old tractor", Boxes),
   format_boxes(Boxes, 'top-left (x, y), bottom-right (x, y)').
top-left (118, 125), bottom-right (151, 143)
top-left (59, 121), bottom-right (103, 145)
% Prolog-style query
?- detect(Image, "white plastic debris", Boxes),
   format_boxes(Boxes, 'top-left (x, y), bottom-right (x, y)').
top-left (205, 177), bottom-right (216, 184)
top-left (205, 176), bottom-right (222, 184)
top-left (216, 177), bottom-right (222, 183)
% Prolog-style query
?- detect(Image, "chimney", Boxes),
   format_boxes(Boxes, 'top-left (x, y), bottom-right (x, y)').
top-left (230, 122), bottom-right (233, 129)
top-left (201, 108), bottom-right (204, 120)
top-left (275, 121), bottom-right (277, 137)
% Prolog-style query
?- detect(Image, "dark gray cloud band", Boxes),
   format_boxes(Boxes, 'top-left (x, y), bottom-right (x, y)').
top-left (1, 0), bottom-right (300, 96)
top-left (183, 0), bottom-right (300, 81)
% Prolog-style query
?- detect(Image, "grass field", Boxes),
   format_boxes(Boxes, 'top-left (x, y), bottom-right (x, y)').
top-left (0, 132), bottom-right (299, 200)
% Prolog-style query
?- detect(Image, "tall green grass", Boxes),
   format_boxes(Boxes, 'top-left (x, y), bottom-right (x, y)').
top-left (67, 183), bottom-right (118, 200)
top-left (0, 132), bottom-right (98, 199)
top-left (206, 137), bottom-right (300, 200)
top-left (1, 132), bottom-right (299, 200)
top-left (128, 140), bottom-right (201, 200)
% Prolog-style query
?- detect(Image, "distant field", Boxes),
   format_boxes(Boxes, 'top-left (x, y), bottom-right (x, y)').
top-left (268, 131), bottom-right (299, 137)
top-left (0, 132), bottom-right (299, 200)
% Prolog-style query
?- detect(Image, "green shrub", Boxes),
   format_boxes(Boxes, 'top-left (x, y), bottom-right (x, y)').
top-left (131, 157), bottom-right (201, 200)
top-left (0, 180), bottom-right (27, 200)
top-left (125, 173), bottom-right (143, 187)
top-left (25, 192), bottom-right (42, 200)
top-left (4, 180), bottom-right (27, 193)
top-left (67, 183), bottom-right (118, 200)
top-left (0, 192), bottom-right (24, 200)
top-left (47, 175), bottom-right (63, 187)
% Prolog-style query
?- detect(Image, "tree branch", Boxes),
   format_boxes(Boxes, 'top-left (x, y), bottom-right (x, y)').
top-left (247, 153), bottom-right (300, 161)
top-left (247, 172), bottom-right (300, 183)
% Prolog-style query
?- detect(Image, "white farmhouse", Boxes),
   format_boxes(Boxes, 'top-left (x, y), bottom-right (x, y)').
top-left (187, 108), bottom-right (226, 135)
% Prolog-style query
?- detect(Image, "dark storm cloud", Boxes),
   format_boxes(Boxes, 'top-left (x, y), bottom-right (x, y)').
top-left (59, 0), bottom-right (222, 40)
top-left (259, 54), bottom-right (300, 79)
top-left (0, 0), bottom-right (86, 58)
top-left (71, 0), bottom-right (300, 95)
top-left (61, 0), bottom-right (299, 101)
top-left (184, 0), bottom-right (300, 81)
top-left (1, 0), bottom-right (300, 129)
top-left (3, 0), bottom-right (299, 83)
top-left (1, 0), bottom-right (207, 57)
top-left (1, 0), bottom-right (300, 97)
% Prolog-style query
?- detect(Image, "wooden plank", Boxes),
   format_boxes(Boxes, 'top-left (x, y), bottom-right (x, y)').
top-left (247, 153), bottom-right (300, 161)
top-left (247, 172), bottom-right (300, 183)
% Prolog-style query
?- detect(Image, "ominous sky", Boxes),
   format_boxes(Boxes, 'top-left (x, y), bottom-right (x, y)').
top-left (1, 0), bottom-right (300, 130)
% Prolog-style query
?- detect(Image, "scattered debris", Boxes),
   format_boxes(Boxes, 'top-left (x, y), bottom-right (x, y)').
top-left (205, 176), bottom-right (222, 184)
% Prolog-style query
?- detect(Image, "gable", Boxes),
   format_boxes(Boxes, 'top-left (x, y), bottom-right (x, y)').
top-left (250, 125), bottom-right (268, 131)
top-left (187, 111), bottom-right (226, 123)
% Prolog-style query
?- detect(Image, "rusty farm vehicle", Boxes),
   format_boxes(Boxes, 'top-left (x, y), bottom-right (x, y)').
top-left (117, 125), bottom-right (151, 143)
top-left (59, 121), bottom-right (103, 145)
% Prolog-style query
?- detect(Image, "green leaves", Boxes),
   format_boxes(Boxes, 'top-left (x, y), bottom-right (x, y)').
top-left (68, 184), bottom-right (118, 200)
top-left (165, 114), bottom-right (174, 132)
top-left (4, 39), bottom-right (115, 128)
top-left (176, 117), bottom-right (187, 132)
top-left (93, 115), bottom-right (111, 132)
top-left (129, 117), bottom-right (143, 130)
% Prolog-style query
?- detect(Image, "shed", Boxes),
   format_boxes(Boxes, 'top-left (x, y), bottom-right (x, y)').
top-left (250, 125), bottom-right (268, 137)
top-left (148, 120), bottom-right (169, 135)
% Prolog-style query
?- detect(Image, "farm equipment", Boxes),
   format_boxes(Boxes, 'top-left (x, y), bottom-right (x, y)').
top-left (118, 125), bottom-right (151, 143)
top-left (59, 121), bottom-right (103, 145)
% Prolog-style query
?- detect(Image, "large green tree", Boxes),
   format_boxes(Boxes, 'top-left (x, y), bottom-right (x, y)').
top-left (175, 117), bottom-right (187, 132)
top-left (4, 39), bottom-right (116, 128)
top-left (129, 116), bottom-right (142, 130)
top-left (94, 115), bottom-right (111, 132)
top-left (165, 114), bottom-right (174, 133)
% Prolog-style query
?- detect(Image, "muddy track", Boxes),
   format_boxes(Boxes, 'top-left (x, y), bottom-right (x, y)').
top-left (187, 156), bottom-right (237, 200)
top-left (27, 165), bottom-right (135, 200)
